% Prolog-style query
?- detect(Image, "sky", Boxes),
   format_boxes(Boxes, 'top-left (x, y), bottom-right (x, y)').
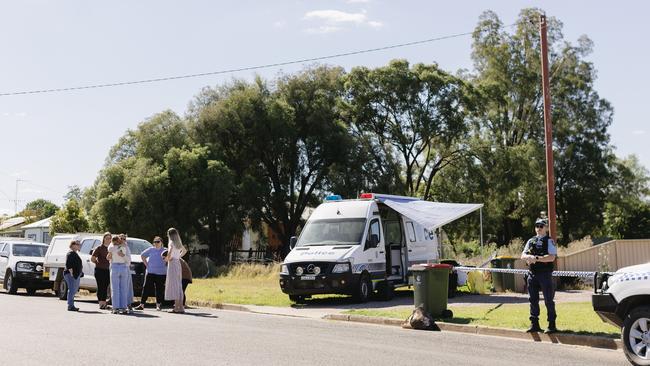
top-left (1, 0), bottom-right (648, 215)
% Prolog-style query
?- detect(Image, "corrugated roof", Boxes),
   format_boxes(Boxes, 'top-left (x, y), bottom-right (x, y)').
top-left (0, 217), bottom-right (27, 231)
top-left (21, 216), bottom-right (52, 229)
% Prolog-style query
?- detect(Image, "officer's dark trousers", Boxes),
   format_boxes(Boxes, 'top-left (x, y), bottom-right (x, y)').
top-left (527, 270), bottom-right (556, 322)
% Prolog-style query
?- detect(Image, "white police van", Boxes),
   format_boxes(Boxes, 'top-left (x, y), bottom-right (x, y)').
top-left (279, 193), bottom-right (482, 303)
top-left (593, 262), bottom-right (650, 365)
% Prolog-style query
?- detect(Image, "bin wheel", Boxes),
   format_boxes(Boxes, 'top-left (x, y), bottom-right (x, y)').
top-left (353, 273), bottom-right (372, 303)
top-left (441, 309), bottom-right (453, 319)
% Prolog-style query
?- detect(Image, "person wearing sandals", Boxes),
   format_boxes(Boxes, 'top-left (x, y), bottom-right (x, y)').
top-left (135, 236), bottom-right (167, 311)
top-left (107, 235), bottom-right (131, 314)
top-left (164, 228), bottom-right (187, 313)
top-left (64, 240), bottom-right (83, 311)
top-left (91, 232), bottom-right (111, 310)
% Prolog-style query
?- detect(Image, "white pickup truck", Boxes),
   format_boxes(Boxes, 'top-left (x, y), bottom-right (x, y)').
top-left (593, 262), bottom-right (650, 365)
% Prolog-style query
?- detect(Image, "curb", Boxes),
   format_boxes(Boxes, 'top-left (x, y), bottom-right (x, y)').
top-left (186, 300), bottom-right (250, 312)
top-left (323, 314), bottom-right (623, 351)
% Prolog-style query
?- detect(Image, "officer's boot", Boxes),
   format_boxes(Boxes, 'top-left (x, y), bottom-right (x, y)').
top-left (544, 320), bottom-right (557, 334)
top-left (526, 318), bottom-right (542, 333)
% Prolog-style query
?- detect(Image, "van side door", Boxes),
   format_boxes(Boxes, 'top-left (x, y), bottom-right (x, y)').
top-left (361, 217), bottom-right (386, 279)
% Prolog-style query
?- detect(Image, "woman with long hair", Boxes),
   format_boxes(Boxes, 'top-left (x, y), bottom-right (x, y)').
top-left (90, 232), bottom-right (111, 309)
top-left (107, 235), bottom-right (131, 314)
top-left (164, 228), bottom-right (187, 313)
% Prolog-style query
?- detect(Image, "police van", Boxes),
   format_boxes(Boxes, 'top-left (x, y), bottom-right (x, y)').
top-left (279, 193), bottom-right (482, 303)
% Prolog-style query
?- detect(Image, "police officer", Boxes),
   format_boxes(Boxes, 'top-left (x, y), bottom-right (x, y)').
top-left (521, 218), bottom-right (558, 333)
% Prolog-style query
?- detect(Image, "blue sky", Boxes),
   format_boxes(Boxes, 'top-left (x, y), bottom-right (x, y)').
top-left (1, 1), bottom-right (648, 215)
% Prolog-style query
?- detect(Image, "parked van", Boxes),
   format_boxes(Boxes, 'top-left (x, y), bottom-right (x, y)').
top-left (279, 193), bottom-right (482, 303)
top-left (43, 233), bottom-right (152, 300)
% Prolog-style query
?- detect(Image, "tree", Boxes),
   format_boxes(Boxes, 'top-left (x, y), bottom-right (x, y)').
top-left (64, 185), bottom-right (83, 202)
top-left (50, 200), bottom-right (89, 235)
top-left (193, 67), bottom-right (352, 256)
top-left (20, 199), bottom-right (59, 220)
top-left (343, 59), bottom-right (477, 199)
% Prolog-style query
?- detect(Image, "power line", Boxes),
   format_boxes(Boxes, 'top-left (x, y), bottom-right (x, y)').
top-left (0, 25), bottom-right (515, 97)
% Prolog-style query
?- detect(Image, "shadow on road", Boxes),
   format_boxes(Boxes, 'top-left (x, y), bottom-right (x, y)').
top-left (181, 312), bottom-right (219, 319)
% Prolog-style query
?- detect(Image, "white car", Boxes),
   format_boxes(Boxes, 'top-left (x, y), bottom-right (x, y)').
top-left (0, 238), bottom-right (51, 295)
top-left (43, 234), bottom-right (152, 300)
top-left (593, 262), bottom-right (650, 365)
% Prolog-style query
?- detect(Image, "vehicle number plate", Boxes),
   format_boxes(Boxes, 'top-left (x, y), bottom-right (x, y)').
top-left (301, 275), bottom-right (316, 280)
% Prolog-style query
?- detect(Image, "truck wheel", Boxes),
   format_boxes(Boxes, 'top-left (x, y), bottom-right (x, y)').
top-left (353, 274), bottom-right (371, 303)
top-left (4, 271), bottom-right (18, 294)
top-left (58, 280), bottom-right (68, 300)
top-left (622, 306), bottom-right (650, 366)
top-left (376, 281), bottom-right (394, 301)
top-left (289, 295), bottom-right (306, 304)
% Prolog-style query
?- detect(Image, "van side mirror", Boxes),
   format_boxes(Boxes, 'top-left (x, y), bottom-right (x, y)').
top-left (0, 251), bottom-right (8, 258)
top-left (289, 236), bottom-right (297, 250)
top-left (365, 234), bottom-right (379, 250)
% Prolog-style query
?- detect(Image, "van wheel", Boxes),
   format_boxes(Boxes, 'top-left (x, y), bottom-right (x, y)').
top-left (58, 280), bottom-right (68, 300)
top-left (376, 281), bottom-right (394, 301)
top-left (289, 295), bottom-right (306, 304)
top-left (4, 271), bottom-right (18, 294)
top-left (623, 306), bottom-right (650, 366)
top-left (353, 274), bottom-right (372, 303)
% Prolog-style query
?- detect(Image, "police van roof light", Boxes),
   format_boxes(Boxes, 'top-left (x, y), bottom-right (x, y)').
top-left (359, 193), bottom-right (374, 199)
top-left (325, 195), bottom-right (342, 201)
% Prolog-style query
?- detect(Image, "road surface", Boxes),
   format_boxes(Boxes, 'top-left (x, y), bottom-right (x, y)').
top-left (0, 292), bottom-right (627, 366)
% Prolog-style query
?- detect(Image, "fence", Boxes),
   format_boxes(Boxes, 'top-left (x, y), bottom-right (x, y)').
top-left (557, 239), bottom-right (650, 273)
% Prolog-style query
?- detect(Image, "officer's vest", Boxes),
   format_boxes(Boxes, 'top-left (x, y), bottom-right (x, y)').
top-left (525, 235), bottom-right (554, 272)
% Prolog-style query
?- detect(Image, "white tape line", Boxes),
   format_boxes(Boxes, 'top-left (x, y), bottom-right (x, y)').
top-left (453, 266), bottom-right (604, 278)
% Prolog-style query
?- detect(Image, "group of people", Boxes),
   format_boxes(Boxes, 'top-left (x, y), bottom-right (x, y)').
top-left (64, 227), bottom-right (192, 314)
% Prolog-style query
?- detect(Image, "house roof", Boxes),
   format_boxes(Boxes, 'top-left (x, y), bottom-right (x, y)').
top-left (21, 216), bottom-right (52, 229)
top-left (0, 217), bottom-right (27, 231)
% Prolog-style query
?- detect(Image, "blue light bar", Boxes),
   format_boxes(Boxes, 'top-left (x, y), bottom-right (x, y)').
top-left (325, 195), bottom-right (342, 201)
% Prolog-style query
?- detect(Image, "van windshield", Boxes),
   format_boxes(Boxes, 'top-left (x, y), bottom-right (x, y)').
top-left (13, 244), bottom-right (48, 257)
top-left (297, 218), bottom-right (366, 247)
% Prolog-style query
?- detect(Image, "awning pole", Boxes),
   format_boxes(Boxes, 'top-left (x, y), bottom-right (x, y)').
top-left (478, 207), bottom-right (483, 246)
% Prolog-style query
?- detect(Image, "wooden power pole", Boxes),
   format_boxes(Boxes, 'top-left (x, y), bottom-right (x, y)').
top-left (539, 14), bottom-right (557, 240)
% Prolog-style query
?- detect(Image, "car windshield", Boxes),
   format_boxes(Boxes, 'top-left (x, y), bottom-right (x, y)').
top-left (13, 244), bottom-right (48, 257)
top-left (296, 218), bottom-right (366, 247)
top-left (127, 239), bottom-right (152, 255)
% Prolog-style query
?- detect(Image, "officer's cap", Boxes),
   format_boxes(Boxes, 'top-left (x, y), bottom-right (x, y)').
top-left (535, 218), bottom-right (548, 226)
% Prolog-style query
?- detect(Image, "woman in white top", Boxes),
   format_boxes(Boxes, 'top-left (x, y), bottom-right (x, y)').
top-left (107, 235), bottom-right (132, 314)
top-left (164, 228), bottom-right (187, 313)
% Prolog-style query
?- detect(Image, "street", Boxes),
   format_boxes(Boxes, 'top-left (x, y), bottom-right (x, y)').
top-left (0, 292), bottom-right (627, 366)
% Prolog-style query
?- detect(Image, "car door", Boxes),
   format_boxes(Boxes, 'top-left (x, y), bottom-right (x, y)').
top-left (78, 239), bottom-right (98, 288)
top-left (0, 243), bottom-right (7, 279)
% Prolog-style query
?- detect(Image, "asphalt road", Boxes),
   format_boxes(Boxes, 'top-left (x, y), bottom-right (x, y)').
top-left (0, 292), bottom-right (628, 366)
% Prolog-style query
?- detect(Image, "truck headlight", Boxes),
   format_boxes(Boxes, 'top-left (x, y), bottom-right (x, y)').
top-left (280, 264), bottom-right (289, 275)
top-left (332, 263), bottom-right (350, 273)
top-left (16, 262), bottom-right (35, 272)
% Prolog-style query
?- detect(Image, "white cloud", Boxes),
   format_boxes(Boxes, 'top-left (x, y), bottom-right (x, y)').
top-left (273, 20), bottom-right (287, 29)
top-left (14, 112), bottom-right (27, 117)
top-left (20, 188), bottom-right (44, 194)
top-left (303, 9), bottom-right (383, 33)
top-left (633, 130), bottom-right (646, 135)
top-left (305, 25), bottom-right (343, 34)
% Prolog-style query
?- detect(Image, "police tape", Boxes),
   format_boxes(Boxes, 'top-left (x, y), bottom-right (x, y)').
top-left (452, 266), bottom-right (607, 278)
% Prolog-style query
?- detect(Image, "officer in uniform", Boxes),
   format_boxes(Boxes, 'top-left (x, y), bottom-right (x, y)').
top-left (521, 218), bottom-right (558, 333)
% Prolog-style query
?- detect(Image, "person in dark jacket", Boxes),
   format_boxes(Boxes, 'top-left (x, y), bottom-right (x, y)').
top-left (180, 258), bottom-right (193, 307)
top-left (64, 240), bottom-right (83, 311)
top-left (521, 218), bottom-right (558, 333)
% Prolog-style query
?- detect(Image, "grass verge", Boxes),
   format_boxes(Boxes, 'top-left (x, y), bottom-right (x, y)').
top-left (345, 302), bottom-right (620, 338)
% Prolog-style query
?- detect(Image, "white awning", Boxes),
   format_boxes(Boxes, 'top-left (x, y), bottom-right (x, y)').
top-left (378, 198), bottom-right (483, 230)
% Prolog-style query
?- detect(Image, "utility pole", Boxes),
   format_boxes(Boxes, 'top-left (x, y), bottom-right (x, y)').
top-left (14, 178), bottom-right (25, 214)
top-left (539, 14), bottom-right (557, 241)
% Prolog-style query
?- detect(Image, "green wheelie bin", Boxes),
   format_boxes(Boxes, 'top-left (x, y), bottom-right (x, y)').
top-left (411, 263), bottom-right (453, 318)
top-left (490, 256), bottom-right (517, 292)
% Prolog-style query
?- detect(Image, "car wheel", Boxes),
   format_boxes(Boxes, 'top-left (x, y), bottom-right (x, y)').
top-left (58, 280), bottom-right (68, 300)
top-left (5, 271), bottom-right (18, 294)
top-left (353, 273), bottom-right (372, 303)
top-left (26, 288), bottom-right (37, 296)
top-left (622, 306), bottom-right (650, 366)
